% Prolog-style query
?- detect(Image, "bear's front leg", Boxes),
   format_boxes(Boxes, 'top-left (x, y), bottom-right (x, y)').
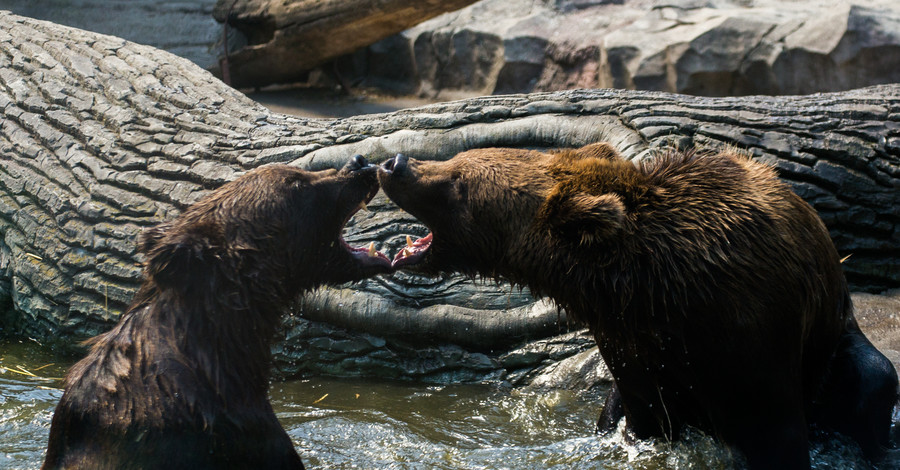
top-left (596, 382), bottom-right (625, 435)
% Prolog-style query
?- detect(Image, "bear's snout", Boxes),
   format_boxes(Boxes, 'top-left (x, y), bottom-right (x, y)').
top-left (346, 154), bottom-right (371, 171)
top-left (380, 153), bottom-right (408, 175)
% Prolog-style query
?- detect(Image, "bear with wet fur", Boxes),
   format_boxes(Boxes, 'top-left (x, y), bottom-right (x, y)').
top-left (378, 143), bottom-right (898, 469)
top-left (42, 157), bottom-right (391, 470)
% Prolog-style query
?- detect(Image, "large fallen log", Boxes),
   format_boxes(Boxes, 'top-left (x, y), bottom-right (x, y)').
top-left (0, 11), bottom-right (898, 369)
top-left (212, 0), bottom-right (481, 88)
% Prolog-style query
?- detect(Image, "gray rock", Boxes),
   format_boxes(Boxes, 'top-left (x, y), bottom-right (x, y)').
top-left (523, 347), bottom-right (611, 392)
top-left (353, 0), bottom-right (900, 98)
top-left (0, 0), bottom-right (221, 69)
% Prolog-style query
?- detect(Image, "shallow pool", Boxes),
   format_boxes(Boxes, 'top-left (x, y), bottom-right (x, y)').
top-left (1, 339), bottom-right (893, 469)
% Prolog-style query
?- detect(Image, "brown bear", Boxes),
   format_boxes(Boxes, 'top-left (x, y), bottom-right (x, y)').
top-left (378, 144), bottom-right (898, 469)
top-left (42, 156), bottom-right (391, 470)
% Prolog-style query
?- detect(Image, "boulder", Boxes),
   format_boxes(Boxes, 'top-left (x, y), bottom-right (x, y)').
top-left (351, 0), bottom-right (900, 98)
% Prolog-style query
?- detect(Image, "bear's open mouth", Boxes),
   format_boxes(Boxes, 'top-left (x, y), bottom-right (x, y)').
top-left (343, 237), bottom-right (391, 267)
top-left (392, 232), bottom-right (432, 268)
top-left (341, 195), bottom-right (392, 268)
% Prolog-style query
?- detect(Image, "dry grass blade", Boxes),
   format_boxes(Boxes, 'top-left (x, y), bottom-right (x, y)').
top-left (312, 393), bottom-right (329, 404)
top-left (0, 364), bottom-right (63, 381)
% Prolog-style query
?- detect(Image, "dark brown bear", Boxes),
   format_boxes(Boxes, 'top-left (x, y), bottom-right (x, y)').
top-left (378, 144), bottom-right (898, 469)
top-left (43, 156), bottom-right (391, 470)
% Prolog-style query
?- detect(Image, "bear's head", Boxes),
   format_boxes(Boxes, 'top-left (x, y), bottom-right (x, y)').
top-left (378, 143), bottom-right (629, 280)
top-left (138, 156), bottom-right (391, 302)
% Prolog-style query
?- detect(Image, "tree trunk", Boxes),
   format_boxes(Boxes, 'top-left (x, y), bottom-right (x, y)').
top-left (0, 12), bottom-right (897, 349)
top-left (213, 0), bottom-right (481, 88)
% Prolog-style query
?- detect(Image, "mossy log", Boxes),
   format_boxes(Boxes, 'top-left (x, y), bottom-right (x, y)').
top-left (0, 12), bottom-right (897, 350)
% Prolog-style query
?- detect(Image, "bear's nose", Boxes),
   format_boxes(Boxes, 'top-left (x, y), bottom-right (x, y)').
top-left (348, 154), bottom-right (369, 171)
top-left (381, 154), bottom-right (408, 175)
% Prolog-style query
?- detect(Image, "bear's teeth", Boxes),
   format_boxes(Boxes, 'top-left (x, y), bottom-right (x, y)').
top-left (406, 235), bottom-right (413, 247)
top-left (367, 242), bottom-right (377, 257)
top-left (358, 201), bottom-right (369, 212)
top-left (400, 248), bottom-right (411, 258)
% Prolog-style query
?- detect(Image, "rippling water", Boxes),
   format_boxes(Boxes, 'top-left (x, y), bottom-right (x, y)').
top-left (1, 339), bottom-right (894, 469)
top-left (271, 379), bottom-right (740, 469)
top-left (0, 339), bottom-right (70, 469)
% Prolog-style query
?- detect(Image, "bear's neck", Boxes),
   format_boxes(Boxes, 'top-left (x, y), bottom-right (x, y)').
top-left (141, 281), bottom-right (288, 400)
top-left (503, 228), bottom-right (637, 331)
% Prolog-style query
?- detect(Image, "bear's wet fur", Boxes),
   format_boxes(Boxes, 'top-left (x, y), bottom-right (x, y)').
top-left (42, 157), bottom-right (391, 470)
top-left (378, 143), bottom-right (898, 469)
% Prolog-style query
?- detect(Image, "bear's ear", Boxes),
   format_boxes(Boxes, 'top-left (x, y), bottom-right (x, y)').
top-left (537, 189), bottom-right (625, 246)
top-left (575, 142), bottom-right (622, 161)
top-left (550, 142), bottom-right (622, 162)
top-left (141, 226), bottom-right (218, 291)
top-left (137, 223), bottom-right (171, 254)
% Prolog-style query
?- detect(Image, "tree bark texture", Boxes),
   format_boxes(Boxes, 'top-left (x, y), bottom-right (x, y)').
top-left (0, 13), bottom-right (898, 347)
top-left (213, 0), bottom-right (481, 88)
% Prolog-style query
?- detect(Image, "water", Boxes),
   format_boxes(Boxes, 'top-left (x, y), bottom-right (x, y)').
top-left (0, 339), bottom-right (893, 469)
top-left (0, 339), bottom-right (70, 468)
top-left (273, 379), bottom-right (737, 469)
